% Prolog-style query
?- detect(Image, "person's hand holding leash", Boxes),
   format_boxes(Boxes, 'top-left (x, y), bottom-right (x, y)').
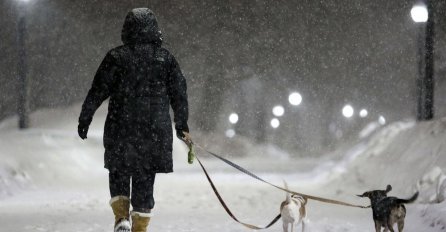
top-left (177, 130), bottom-right (194, 164)
top-left (177, 130), bottom-right (193, 146)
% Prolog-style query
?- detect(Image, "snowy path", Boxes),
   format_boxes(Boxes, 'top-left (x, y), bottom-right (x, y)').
top-left (0, 170), bottom-right (441, 232)
top-left (0, 174), bottom-right (371, 232)
top-left (1, 105), bottom-right (446, 231)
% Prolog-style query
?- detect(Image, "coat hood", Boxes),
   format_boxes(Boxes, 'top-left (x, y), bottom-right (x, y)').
top-left (121, 8), bottom-right (163, 46)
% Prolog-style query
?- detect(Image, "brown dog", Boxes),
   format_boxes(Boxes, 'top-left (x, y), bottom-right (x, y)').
top-left (357, 185), bottom-right (418, 232)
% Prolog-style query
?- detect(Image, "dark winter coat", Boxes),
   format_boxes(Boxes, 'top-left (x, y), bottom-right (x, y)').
top-left (79, 8), bottom-right (189, 174)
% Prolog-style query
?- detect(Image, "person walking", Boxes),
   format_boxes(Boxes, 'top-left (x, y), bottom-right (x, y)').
top-left (78, 8), bottom-right (191, 232)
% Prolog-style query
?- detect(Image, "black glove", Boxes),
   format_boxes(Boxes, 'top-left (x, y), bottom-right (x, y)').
top-left (78, 123), bottom-right (89, 140)
top-left (176, 130), bottom-right (186, 140)
top-left (177, 130), bottom-right (192, 146)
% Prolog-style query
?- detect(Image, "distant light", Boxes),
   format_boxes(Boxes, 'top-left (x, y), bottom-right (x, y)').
top-left (411, 5), bottom-right (428, 23)
top-left (288, 92), bottom-right (302, 106)
top-left (17, 0), bottom-right (30, 2)
top-left (379, 116), bottom-right (386, 125)
top-left (229, 113), bottom-right (239, 124)
top-left (342, 105), bottom-right (354, 118)
top-left (272, 105), bottom-right (285, 117)
top-left (271, 118), bottom-right (280, 128)
top-left (359, 109), bottom-right (368, 118)
top-left (225, 129), bottom-right (236, 138)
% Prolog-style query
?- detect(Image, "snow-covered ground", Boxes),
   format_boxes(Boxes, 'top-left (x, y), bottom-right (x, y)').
top-left (0, 103), bottom-right (445, 231)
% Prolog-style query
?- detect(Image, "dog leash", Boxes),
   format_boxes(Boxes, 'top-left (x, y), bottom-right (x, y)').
top-left (180, 138), bottom-right (282, 229)
top-left (193, 143), bottom-right (370, 209)
top-left (195, 153), bottom-right (282, 230)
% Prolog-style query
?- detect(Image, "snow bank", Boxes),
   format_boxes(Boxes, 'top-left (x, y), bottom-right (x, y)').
top-left (318, 118), bottom-right (446, 230)
top-left (325, 119), bottom-right (446, 194)
top-left (417, 166), bottom-right (446, 203)
top-left (0, 104), bottom-right (107, 198)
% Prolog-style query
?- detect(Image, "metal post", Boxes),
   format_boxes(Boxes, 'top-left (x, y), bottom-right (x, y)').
top-left (423, 0), bottom-right (435, 120)
top-left (416, 24), bottom-right (426, 120)
top-left (17, 4), bottom-right (29, 129)
top-left (415, 0), bottom-right (435, 121)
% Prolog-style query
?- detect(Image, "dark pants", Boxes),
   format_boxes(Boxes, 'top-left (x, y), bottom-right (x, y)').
top-left (109, 171), bottom-right (156, 213)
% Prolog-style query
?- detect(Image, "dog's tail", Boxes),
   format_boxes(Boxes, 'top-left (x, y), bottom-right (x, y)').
top-left (283, 180), bottom-right (291, 203)
top-left (397, 192), bottom-right (419, 204)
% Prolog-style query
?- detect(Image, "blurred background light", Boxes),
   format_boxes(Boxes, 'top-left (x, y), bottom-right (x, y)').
top-left (379, 115), bottom-right (386, 125)
top-left (411, 5), bottom-right (428, 23)
top-left (359, 109), bottom-right (368, 118)
top-left (342, 104), bottom-right (354, 118)
top-left (229, 113), bottom-right (239, 124)
top-left (272, 105), bottom-right (285, 117)
top-left (270, 118), bottom-right (280, 128)
top-left (225, 129), bottom-right (236, 138)
top-left (288, 92), bottom-right (302, 106)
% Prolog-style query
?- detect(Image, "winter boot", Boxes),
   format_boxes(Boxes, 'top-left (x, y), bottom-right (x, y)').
top-left (110, 196), bottom-right (131, 232)
top-left (131, 211), bottom-right (151, 232)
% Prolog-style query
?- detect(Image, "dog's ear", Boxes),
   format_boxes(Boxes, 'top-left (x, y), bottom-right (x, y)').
top-left (386, 185), bottom-right (392, 193)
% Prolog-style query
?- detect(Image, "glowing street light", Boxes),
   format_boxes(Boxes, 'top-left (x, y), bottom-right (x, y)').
top-left (270, 118), bottom-right (280, 129)
top-left (342, 105), bottom-right (354, 118)
top-left (288, 92), bottom-right (302, 106)
top-left (272, 105), bottom-right (285, 117)
top-left (379, 116), bottom-right (386, 125)
top-left (359, 109), bottom-right (368, 118)
top-left (229, 113), bottom-right (239, 124)
top-left (225, 129), bottom-right (236, 138)
top-left (411, 5), bottom-right (428, 23)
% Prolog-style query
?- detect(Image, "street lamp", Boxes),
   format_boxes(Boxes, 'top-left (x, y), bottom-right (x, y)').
top-left (379, 116), bottom-right (386, 125)
top-left (270, 118), bottom-right (280, 129)
top-left (411, 2), bottom-right (435, 121)
top-left (16, 0), bottom-right (31, 129)
top-left (342, 104), bottom-right (354, 118)
top-left (359, 109), bottom-right (368, 118)
top-left (288, 92), bottom-right (302, 106)
top-left (225, 129), bottom-right (236, 138)
top-left (411, 5), bottom-right (428, 23)
top-left (229, 113), bottom-right (239, 124)
top-left (272, 105), bottom-right (285, 117)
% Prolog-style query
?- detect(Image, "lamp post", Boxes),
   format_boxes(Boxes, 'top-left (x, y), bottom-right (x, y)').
top-left (411, 2), bottom-right (434, 121)
top-left (16, 0), bottom-right (30, 129)
top-left (423, 0), bottom-right (435, 120)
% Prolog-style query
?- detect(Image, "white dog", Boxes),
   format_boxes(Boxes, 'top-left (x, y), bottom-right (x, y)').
top-left (280, 182), bottom-right (307, 232)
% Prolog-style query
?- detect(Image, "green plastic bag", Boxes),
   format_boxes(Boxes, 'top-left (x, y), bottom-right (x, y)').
top-left (188, 144), bottom-right (195, 164)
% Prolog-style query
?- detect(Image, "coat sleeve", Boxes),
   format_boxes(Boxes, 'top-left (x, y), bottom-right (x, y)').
top-left (166, 53), bottom-right (189, 133)
top-left (78, 52), bottom-right (117, 127)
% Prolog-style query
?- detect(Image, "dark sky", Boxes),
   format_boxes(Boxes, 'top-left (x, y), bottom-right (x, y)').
top-left (0, 0), bottom-right (445, 152)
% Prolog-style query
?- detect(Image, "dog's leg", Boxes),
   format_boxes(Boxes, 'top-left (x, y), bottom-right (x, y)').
top-left (283, 222), bottom-right (288, 232)
top-left (397, 221), bottom-right (404, 232)
top-left (291, 222), bottom-right (294, 232)
top-left (374, 221), bottom-right (381, 232)
top-left (387, 223), bottom-right (395, 232)
top-left (302, 220), bottom-right (306, 232)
